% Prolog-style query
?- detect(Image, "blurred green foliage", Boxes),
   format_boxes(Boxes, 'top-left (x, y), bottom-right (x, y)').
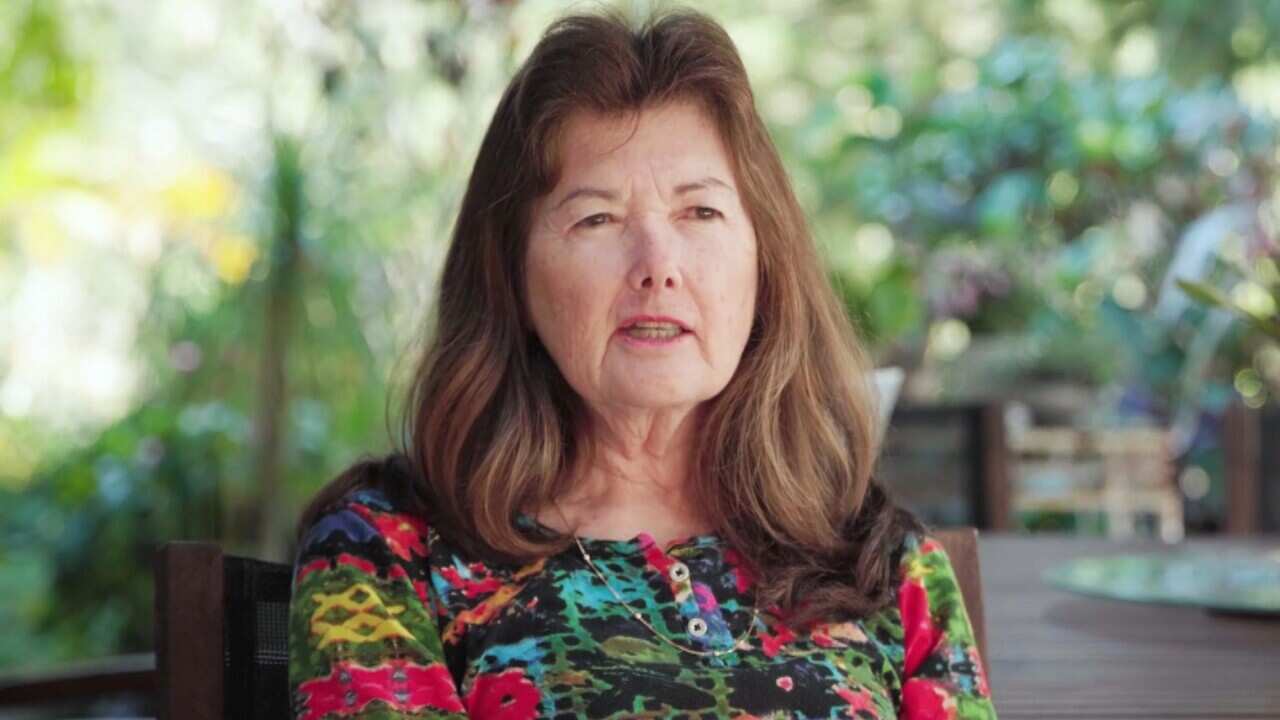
top-left (0, 0), bottom-right (1277, 670)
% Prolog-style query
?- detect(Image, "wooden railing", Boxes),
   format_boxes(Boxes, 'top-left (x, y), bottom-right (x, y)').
top-left (0, 652), bottom-right (155, 714)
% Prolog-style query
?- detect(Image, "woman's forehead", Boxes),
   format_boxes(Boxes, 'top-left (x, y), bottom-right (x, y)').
top-left (550, 99), bottom-right (734, 186)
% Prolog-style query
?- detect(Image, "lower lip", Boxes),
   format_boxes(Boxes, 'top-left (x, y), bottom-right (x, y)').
top-left (616, 329), bottom-right (692, 348)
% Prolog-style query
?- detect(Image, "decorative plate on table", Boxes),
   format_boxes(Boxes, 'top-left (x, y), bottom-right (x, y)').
top-left (1043, 547), bottom-right (1280, 617)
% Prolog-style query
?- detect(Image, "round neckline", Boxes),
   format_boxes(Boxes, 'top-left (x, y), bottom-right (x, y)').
top-left (516, 512), bottom-right (722, 554)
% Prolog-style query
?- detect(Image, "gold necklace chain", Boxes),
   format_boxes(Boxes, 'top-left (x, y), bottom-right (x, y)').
top-left (554, 502), bottom-right (759, 658)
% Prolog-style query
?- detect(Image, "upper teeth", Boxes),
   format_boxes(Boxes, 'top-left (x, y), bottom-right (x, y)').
top-left (630, 322), bottom-right (680, 330)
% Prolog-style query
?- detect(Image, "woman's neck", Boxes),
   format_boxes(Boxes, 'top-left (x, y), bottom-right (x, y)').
top-left (536, 405), bottom-right (714, 547)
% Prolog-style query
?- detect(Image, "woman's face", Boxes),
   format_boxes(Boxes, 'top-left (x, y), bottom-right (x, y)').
top-left (525, 98), bottom-right (758, 416)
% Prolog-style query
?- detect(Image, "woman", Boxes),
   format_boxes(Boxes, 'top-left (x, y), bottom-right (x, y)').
top-left (289, 7), bottom-right (996, 719)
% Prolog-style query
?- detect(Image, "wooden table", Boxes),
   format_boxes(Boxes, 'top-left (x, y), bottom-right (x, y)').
top-left (981, 535), bottom-right (1280, 719)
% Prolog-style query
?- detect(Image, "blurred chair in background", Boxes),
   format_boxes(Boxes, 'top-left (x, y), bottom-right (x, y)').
top-left (1008, 424), bottom-right (1183, 542)
top-left (877, 399), bottom-right (1011, 531)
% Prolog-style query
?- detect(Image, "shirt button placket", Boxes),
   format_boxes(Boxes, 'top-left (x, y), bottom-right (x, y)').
top-left (667, 561), bottom-right (706, 641)
top-left (669, 562), bottom-right (690, 583)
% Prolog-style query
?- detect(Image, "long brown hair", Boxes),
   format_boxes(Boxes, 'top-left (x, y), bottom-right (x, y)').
top-left (300, 6), bottom-right (923, 628)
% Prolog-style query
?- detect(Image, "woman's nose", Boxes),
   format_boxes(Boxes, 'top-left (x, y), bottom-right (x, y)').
top-left (626, 215), bottom-right (683, 291)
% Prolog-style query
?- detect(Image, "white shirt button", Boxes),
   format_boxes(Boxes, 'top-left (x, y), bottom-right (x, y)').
top-left (669, 562), bottom-right (690, 583)
top-left (687, 617), bottom-right (708, 637)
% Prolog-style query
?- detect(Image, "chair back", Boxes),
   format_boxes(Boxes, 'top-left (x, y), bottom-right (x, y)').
top-left (933, 527), bottom-right (989, 679)
top-left (155, 542), bottom-right (292, 720)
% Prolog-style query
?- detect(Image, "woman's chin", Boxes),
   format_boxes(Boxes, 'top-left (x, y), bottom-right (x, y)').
top-left (605, 385), bottom-right (706, 412)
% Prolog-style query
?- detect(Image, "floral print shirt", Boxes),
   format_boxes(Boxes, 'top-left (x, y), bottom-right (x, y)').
top-left (288, 486), bottom-right (997, 719)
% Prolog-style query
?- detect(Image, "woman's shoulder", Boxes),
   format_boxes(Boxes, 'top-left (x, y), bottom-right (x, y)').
top-left (897, 529), bottom-right (944, 562)
top-left (894, 529), bottom-right (965, 598)
top-left (294, 455), bottom-right (438, 573)
top-left (892, 530), bottom-right (982, 655)
top-left (861, 529), bottom-right (969, 638)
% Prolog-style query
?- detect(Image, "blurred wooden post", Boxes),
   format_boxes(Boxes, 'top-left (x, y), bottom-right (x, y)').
top-left (156, 542), bottom-right (223, 720)
top-left (976, 403), bottom-right (1011, 530)
top-left (1223, 402), bottom-right (1261, 535)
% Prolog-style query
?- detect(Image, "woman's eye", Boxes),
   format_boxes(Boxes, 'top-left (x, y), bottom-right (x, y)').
top-left (692, 206), bottom-right (722, 220)
top-left (575, 213), bottom-right (613, 229)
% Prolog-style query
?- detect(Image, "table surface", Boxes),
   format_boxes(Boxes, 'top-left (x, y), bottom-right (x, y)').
top-left (980, 534), bottom-right (1280, 719)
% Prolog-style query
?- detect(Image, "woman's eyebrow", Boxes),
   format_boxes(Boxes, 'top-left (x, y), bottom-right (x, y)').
top-left (554, 187), bottom-right (617, 210)
top-left (673, 176), bottom-right (735, 196)
top-left (554, 175), bottom-right (735, 211)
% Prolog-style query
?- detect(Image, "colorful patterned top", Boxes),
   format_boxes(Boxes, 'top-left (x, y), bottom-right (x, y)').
top-left (288, 485), bottom-right (997, 719)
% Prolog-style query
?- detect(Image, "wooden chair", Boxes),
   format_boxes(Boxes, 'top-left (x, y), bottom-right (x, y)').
top-left (933, 527), bottom-right (988, 680)
top-left (155, 542), bottom-right (291, 720)
top-left (155, 531), bottom-right (989, 717)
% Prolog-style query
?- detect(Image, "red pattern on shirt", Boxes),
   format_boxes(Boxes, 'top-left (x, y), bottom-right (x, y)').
top-left (349, 503), bottom-right (429, 561)
top-left (296, 659), bottom-right (464, 720)
top-left (901, 677), bottom-right (957, 720)
top-left (464, 667), bottom-right (541, 720)
top-left (899, 576), bottom-right (942, 677)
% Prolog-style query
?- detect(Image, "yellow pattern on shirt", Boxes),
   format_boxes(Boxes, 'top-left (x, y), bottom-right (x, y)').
top-left (309, 582), bottom-right (413, 648)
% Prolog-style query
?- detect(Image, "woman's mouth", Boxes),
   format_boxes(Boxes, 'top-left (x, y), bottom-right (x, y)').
top-left (617, 321), bottom-right (691, 346)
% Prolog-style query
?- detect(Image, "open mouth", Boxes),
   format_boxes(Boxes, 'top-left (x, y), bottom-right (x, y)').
top-left (620, 322), bottom-right (688, 340)
top-left (615, 316), bottom-right (695, 346)
top-left (616, 315), bottom-right (694, 345)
